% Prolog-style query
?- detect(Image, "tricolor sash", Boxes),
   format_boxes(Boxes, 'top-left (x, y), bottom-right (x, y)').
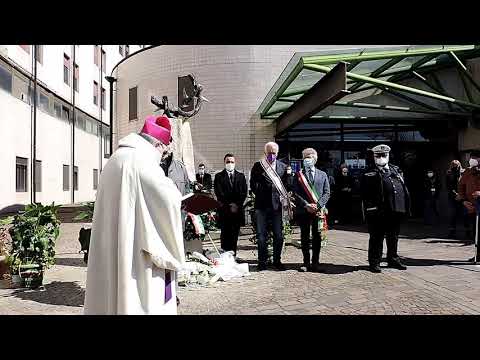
top-left (297, 170), bottom-right (320, 204)
top-left (260, 158), bottom-right (293, 220)
top-left (297, 169), bottom-right (329, 243)
top-left (187, 212), bottom-right (205, 235)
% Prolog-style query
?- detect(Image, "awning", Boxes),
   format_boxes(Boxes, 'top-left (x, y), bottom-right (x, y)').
top-left (257, 45), bottom-right (480, 137)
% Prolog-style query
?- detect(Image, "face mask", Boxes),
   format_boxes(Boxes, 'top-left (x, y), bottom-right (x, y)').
top-left (199, 169), bottom-right (205, 175)
top-left (469, 158), bottom-right (479, 168)
top-left (286, 170), bottom-right (292, 175)
top-left (427, 172), bottom-right (434, 178)
top-left (375, 157), bottom-right (388, 167)
top-left (266, 154), bottom-right (277, 163)
top-left (303, 158), bottom-right (314, 169)
top-left (225, 163), bottom-right (235, 172)
top-left (342, 170), bottom-right (348, 176)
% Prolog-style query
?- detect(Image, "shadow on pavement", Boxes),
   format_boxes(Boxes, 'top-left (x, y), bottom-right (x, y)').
top-left (55, 257), bottom-right (87, 267)
top-left (400, 257), bottom-right (474, 267)
top-left (320, 263), bottom-right (369, 274)
top-left (10, 281), bottom-right (85, 307)
top-left (237, 244), bottom-right (257, 251)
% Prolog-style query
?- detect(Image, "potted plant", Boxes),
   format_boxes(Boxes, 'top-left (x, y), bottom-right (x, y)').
top-left (74, 202), bottom-right (94, 264)
top-left (8, 203), bottom-right (61, 289)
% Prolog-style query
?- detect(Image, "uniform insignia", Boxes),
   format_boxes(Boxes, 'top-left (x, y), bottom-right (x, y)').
top-left (365, 172), bottom-right (376, 176)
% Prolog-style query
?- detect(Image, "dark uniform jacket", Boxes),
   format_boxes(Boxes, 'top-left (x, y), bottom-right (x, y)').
top-left (361, 164), bottom-right (411, 217)
top-left (250, 161), bottom-right (287, 211)
top-left (446, 168), bottom-right (461, 201)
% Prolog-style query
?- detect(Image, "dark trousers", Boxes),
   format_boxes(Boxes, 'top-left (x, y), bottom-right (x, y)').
top-left (220, 215), bottom-right (241, 256)
top-left (367, 211), bottom-right (403, 266)
top-left (448, 198), bottom-right (469, 232)
top-left (298, 214), bottom-right (321, 266)
top-left (255, 208), bottom-right (283, 266)
top-left (424, 197), bottom-right (439, 225)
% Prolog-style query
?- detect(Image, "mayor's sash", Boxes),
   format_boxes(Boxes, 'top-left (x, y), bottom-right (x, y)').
top-left (297, 170), bottom-right (329, 243)
top-left (260, 158), bottom-right (293, 221)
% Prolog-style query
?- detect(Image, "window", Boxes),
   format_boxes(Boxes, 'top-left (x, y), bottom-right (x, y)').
top-left (63, 54), bottom-right (70, 86)
top-left (125, 45), bottom-right (130, 56)
top-left (73, 166), bottom-right (78, 191)
top-left (119, 45), bottom-right (124, 56)
top-left (16, 157), bottom-right (28, 192)
top-left (35, 45), bottom-right (43, 65)
top-left (93, 81), bottom-right (98, 105)
top-left (104, 133), bottom-right (111, 157)
top-left (94, 45), bottom-right (99, 66)
top-left (63, 165), bottom-right (69, 191)
top-left (93, 169), bottom-right (98, 190)
top-left (75, 113), bottom-right (86, 130)
top-left (73, 63), bottom-right (79, 92)
top-left (101, 87), bottom-right (106, 110)
top-left (0, 62), bottom-right (12, 93)
top-left (34, 160), bottom-right (42, 192)
top-left (101, 50), bottom-right (106, 73)
top-left (19, 45), bottom-right (30, 54)
top-left (61, 105), bottom-right (70, 121)
top-left (129, 86), bottom-right (137, 121)
top-left (54, 101), bottom-right (61, 118)
top-left (38, 91), bottom-right (50, 113)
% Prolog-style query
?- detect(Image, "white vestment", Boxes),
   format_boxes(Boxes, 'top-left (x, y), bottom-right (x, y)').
top-left (84, 133), bottom-right (185, 315)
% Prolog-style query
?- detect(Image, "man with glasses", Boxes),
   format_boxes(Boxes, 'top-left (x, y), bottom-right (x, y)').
top-left (360, 144), bottom-right (410, 273)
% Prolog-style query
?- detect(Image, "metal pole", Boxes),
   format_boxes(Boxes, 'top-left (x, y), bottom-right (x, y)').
top-left (71, 45), bottom-right (76, 204)
top-left (31, 46), bottom-right (38, 204)
top-left (105, 76), bottom-right (117, 157)
top-left (99, 45), bottom-right (103, 173)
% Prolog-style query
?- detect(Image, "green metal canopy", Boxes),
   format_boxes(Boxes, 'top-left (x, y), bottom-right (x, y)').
top-left (257, 45), bottom-right (480, 136)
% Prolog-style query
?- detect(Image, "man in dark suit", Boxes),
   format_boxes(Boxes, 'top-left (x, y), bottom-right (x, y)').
top-left (214, 154), bottom-right (248, 257)
top-left (361, 144), bottom-right (410, 273)
top-left (293, 148), bottom-right (330, 272)
top-left (195, 163), bottom-right (213, 193)
top-left (250, 142), bottom-right (288, 271)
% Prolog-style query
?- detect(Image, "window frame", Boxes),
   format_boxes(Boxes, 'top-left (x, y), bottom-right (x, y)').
top-left (63, 164), bottom-right (70, 191)
top-left (16, 157), bottom-right (28, 192)
top-left (63, 54), bottom-right (71, 86)
top-left (128, 86), bottom-right (138, 121)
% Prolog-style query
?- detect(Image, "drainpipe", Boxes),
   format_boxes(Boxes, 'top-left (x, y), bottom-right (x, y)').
top-left (31, 45), bottom-right (38, 204)
top-left (105, 75), bottom-right (117, 156)
top-left (99, 45), bottom-right (103, 172)
top-left (71, 45), bottom-right (76, 204)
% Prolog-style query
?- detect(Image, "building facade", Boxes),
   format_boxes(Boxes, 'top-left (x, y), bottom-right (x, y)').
top-left (0, 45), bottom-right (144, 211)
top-left (112, 45), bottom-right (480, 220)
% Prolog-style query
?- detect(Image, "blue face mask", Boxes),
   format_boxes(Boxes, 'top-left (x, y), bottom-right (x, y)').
top-left (303, 158), bottom-right (314, 168)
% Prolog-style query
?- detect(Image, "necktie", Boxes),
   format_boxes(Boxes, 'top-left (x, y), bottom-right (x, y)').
top-left (308, 169), bottom-right (314, 184)
top-left (229, 173), bottom-right (233, 186)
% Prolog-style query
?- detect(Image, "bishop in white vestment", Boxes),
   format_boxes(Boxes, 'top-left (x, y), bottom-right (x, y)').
top-left (84, 115), bottom-right (185, 315)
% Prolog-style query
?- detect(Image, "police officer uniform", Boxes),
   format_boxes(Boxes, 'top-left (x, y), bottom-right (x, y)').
top-left (360, 144), bottom-right (410, 273)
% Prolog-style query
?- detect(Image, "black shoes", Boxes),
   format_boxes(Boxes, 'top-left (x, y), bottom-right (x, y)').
top-left (257, 263), bottom-right (267, 271)
top-left (448, 230), bottom-right (456, 239)
top-left (273, 262), bottom-right (286, 271)
top-left (311, 263), bottom-right (323, 273)
top-left (387, 259), bottom-right (407, 270)
top-left (369, 264), bottom-right (382, 273)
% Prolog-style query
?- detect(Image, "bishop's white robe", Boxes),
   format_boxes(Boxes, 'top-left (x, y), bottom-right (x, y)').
top-left (84, 133), bottom-right (185, 315)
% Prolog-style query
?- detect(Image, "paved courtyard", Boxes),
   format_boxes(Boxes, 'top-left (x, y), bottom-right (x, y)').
top-left (1, 221), bottom-right (479, 315)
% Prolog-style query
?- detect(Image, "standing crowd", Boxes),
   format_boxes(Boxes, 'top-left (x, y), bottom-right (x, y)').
top-left (83, 114), bottom-right (480, 314)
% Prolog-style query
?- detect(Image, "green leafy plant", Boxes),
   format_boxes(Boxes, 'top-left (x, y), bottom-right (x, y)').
top-left (9, 203), bottom-right (61, 273)
top-left (73, 202), bottom-right (95, 222)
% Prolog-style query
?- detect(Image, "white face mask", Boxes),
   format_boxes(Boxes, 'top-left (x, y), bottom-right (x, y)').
top-left (199, 169), bottom-right (205, 175)
top-left (342, 170), bottom-right (348, 176)
top-left (427, 172), bottom-right (434, 178)
top-left (225, 163), bottom-right (235, 172)
top-left (375, 155), bottom-right (389, 167)
top-left (469, 158), bottom-right (479, 168)
top-left (286, 169), bottom-right (292, 175)
top-left (303, 158), bottom-right (314, 169)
